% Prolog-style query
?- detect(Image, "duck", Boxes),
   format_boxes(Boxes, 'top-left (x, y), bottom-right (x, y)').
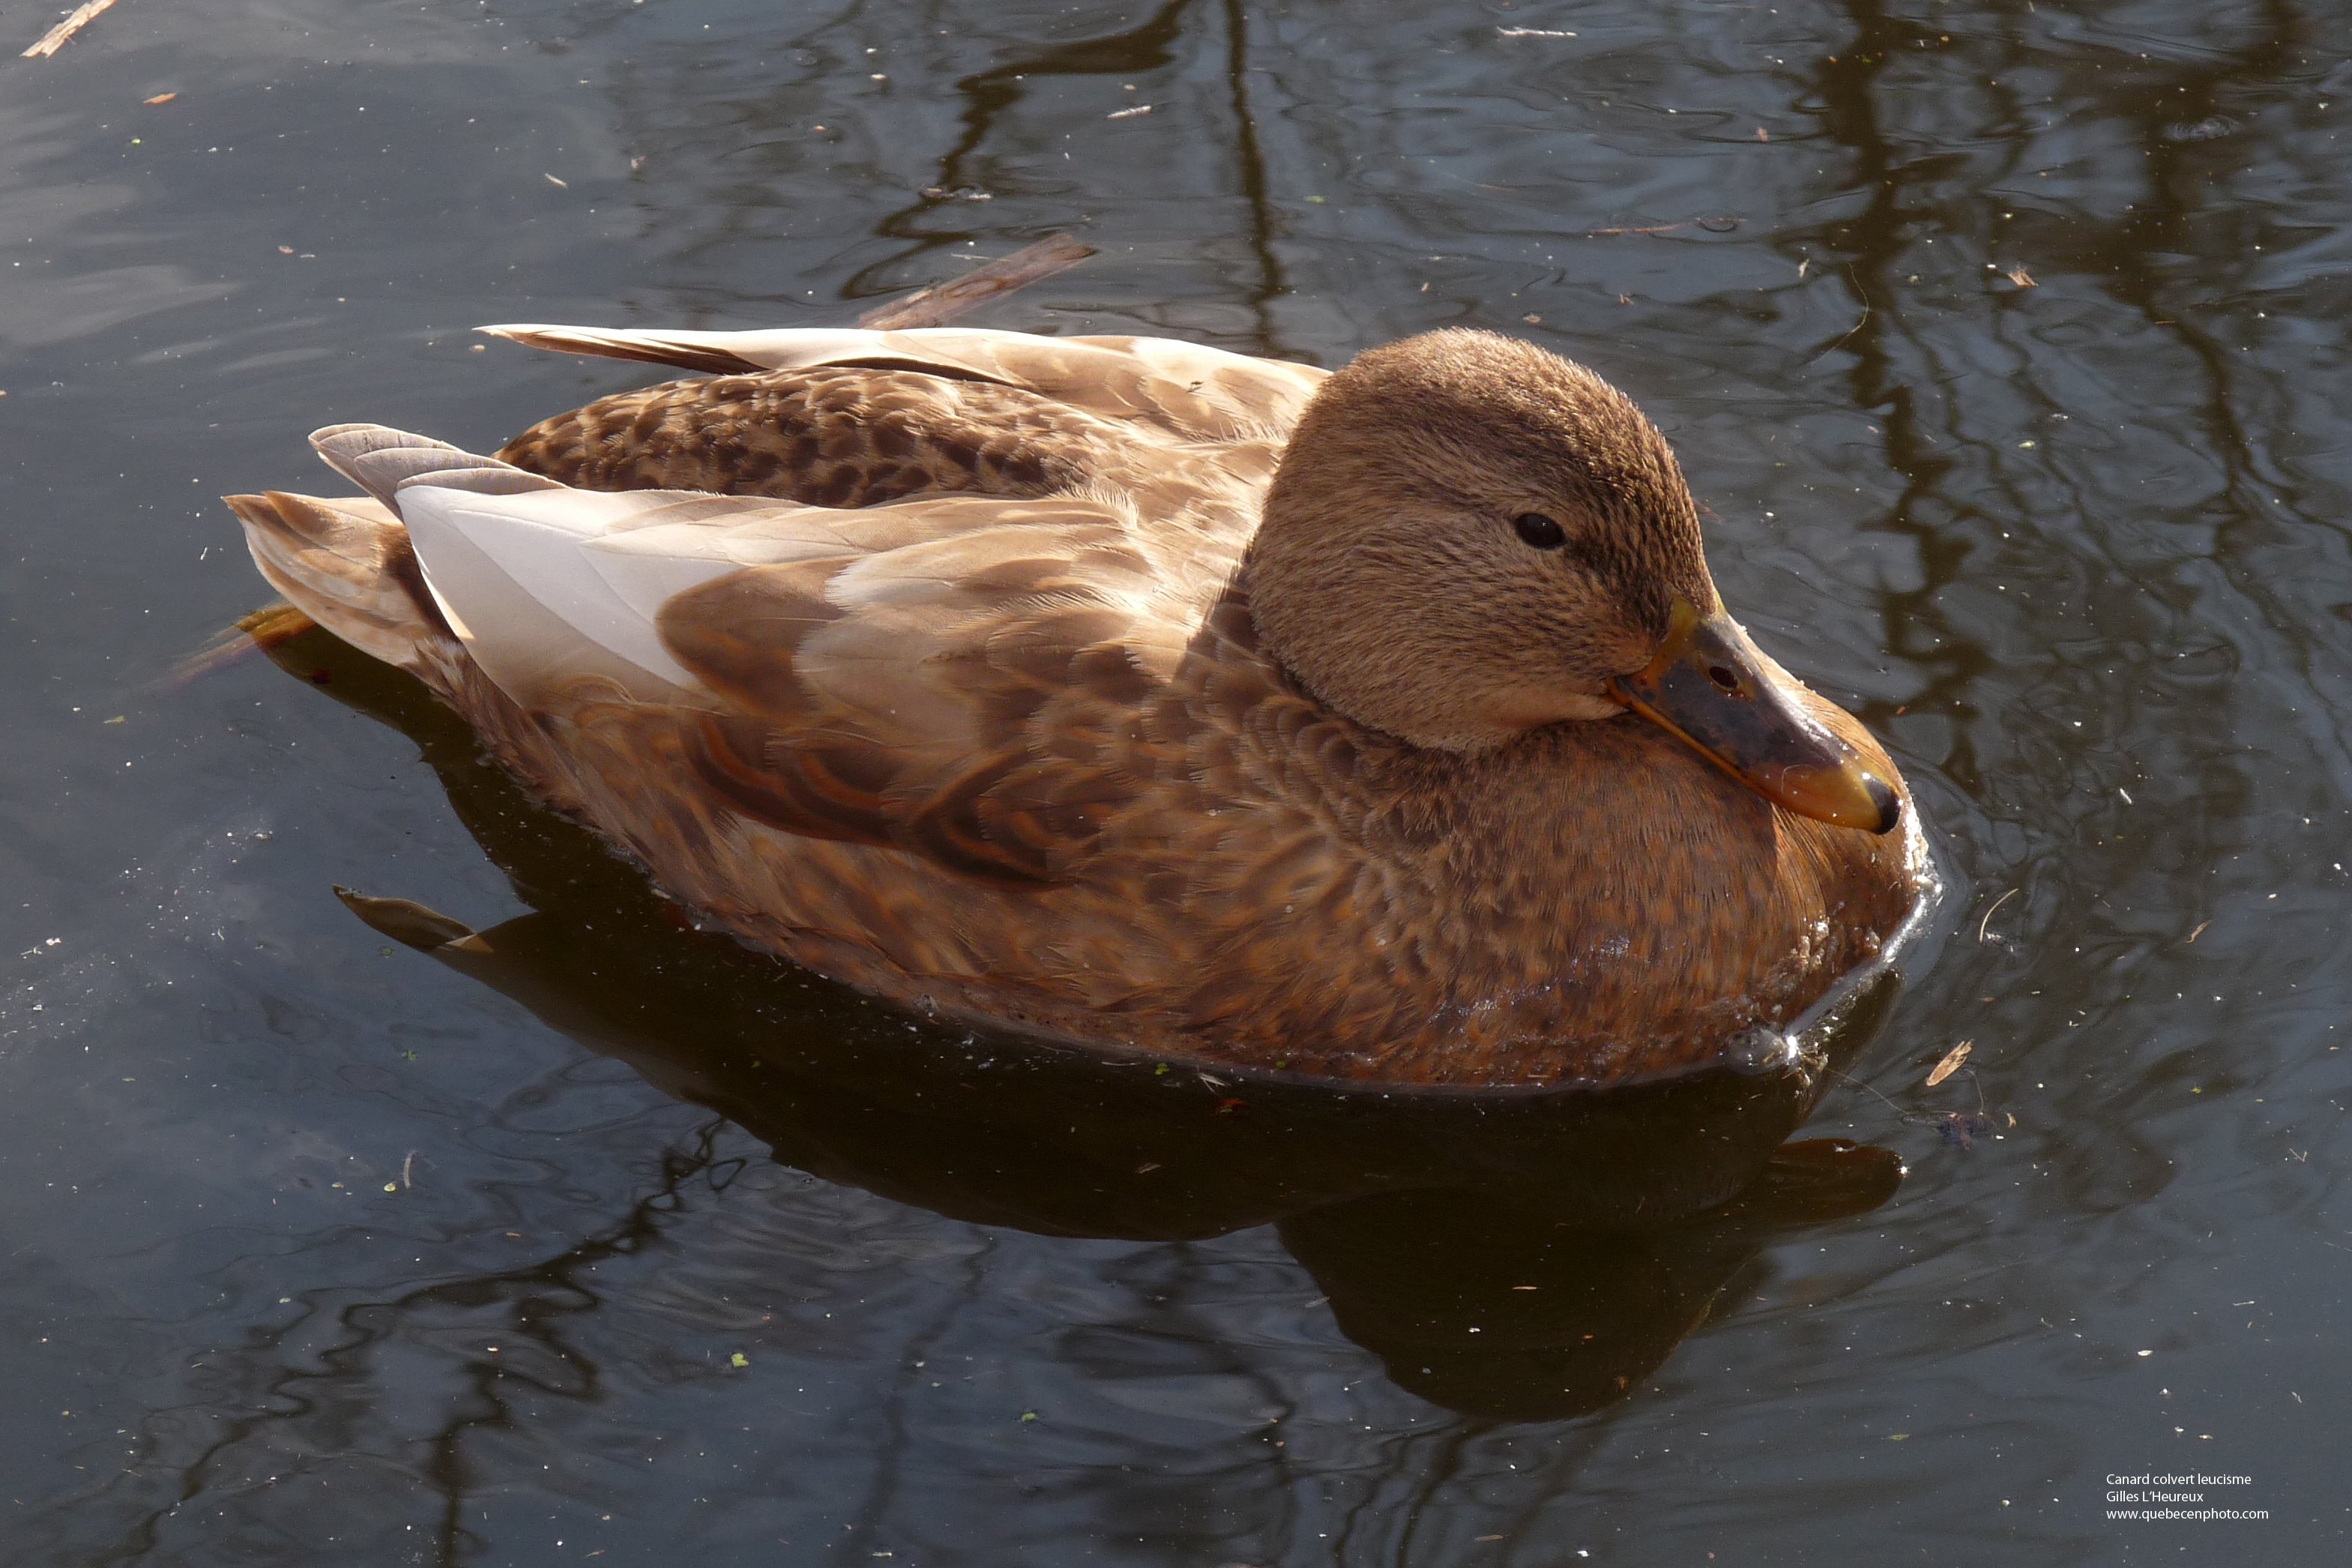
top-left (227, 322), bottom-right (1928, 1088)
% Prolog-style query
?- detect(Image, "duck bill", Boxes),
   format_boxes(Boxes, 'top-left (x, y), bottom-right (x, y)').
top-left (1608, 597), bottom-right (1902, 834)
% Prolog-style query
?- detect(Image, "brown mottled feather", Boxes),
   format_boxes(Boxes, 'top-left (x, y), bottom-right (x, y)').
top-left (497, 370), bottom-right (1101, 505)
top-left (229, 326), bottom-right (1926, 1087)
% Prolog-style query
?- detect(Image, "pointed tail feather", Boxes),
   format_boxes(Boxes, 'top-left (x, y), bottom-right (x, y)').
top-left (224, 489), bottom-right (450, 669)
top-left (475, 323), bottom-right (771, 376)
top-left (310, 423), bottom-right (561, 511)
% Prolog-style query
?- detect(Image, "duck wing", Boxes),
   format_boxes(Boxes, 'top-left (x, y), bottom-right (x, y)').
top-left (477, 324), bottom-right (1326, 444)
top-left (313, 424), bottom-right (1234, 886)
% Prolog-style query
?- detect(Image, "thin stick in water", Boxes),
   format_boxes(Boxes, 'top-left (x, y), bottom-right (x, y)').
top-left (1977, 887), bottom-right (2018, 943)
top-left (857, 233), bottom-right (1097, 331)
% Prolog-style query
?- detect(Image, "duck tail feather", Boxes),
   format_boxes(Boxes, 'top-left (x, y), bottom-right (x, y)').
top-left (310, 423), bottom-right (564, 512)
top-left (475, 323), bottom-right (768, 376)
top-left (223, 489), bottom-right (453, 669)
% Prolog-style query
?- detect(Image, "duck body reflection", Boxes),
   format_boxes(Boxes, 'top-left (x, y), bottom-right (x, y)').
top-left (229, 324), bottom-right (1928, 1088)
top-left (275, 621), bottom-right (1923, 1419)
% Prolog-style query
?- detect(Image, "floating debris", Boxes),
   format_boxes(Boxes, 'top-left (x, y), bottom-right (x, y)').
top-left (22, 0), bottom-right (120, 58)
top-left (1926, 1039), bottom-right (1973, 1087)
top-left (1976, 887), bottom-right (2018, 943)
top-left (1940, 1111), bottom-right (1992, 1149)
top-left (856, 232), bottom-right (1094, 331)
top-left (1106, 103), bottom-right (1152, 120)
top-left (143, 91), bottom-right (177, 106)
top-left (2164, 116), bottom-right (2233, 143)
top-left (1586, 216), bottom-right (1740, 238)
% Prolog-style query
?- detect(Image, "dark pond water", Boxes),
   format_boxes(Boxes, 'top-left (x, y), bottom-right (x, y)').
top-left (6, 0), bottom-right (2351, 1562)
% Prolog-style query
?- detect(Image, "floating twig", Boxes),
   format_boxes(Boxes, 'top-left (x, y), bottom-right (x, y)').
top-left (23, 0), bottom-right (121, 58)
top-left (857, 232), bottom-right (1097, 331)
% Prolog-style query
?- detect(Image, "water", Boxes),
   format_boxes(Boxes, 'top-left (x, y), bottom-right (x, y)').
top-left (4, 1), bottom-right (2349, 1561)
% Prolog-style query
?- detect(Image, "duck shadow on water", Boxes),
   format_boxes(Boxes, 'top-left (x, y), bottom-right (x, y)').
top-left (270, 624), bottom-right (1911, 1421)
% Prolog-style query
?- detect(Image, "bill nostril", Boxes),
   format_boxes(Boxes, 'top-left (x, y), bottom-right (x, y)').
top-left (1707, 665), bottom-right (1739, 692)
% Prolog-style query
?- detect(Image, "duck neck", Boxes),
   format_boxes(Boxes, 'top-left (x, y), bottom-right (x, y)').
top-left (1242, 525), bottom-right (1527, 759)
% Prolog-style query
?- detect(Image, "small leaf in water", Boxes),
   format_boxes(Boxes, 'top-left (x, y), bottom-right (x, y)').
top-left (103, 715), bottom-right (125, 725)
top-left (730, 1352), bottom-right (749, 1368)
top-left (1153, 1063), bottom-right (1169, 1076)
top-left (1926, 1039), bottom-right (1972, 1086)
top-left (1019, 1411), bottom-right (1038, 1423)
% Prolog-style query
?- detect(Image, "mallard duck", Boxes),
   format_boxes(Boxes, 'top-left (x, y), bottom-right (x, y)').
top-left (229, 324), bottom-right (1926, 1088)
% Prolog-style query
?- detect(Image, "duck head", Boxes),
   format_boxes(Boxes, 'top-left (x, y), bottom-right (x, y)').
top-left (1247, 328), bottom-right (1900, 834)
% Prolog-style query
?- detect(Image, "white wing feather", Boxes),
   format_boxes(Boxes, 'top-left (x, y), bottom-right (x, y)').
top-left (394, 485), bottom-right (733, 698)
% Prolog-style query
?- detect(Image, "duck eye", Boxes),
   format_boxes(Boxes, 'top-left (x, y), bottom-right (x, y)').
top-left (1513, 512), bottom-right (1567, 550)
